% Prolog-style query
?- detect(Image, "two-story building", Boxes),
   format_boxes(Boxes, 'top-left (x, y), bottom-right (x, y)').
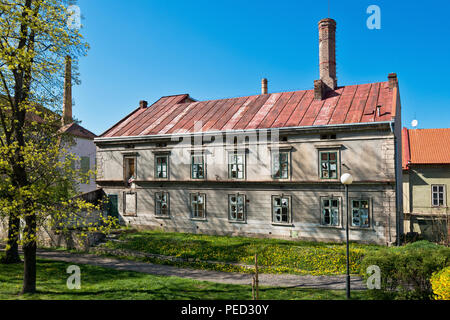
top-left (94, 18), bottom-right (403, 245)
top-left (402, 128), bottom-right (450, 243)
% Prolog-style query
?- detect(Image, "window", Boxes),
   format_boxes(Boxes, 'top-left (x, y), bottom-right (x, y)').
top-left (228, 152), bottom-right (245, 179)
top-left (191, 154), bottom-right (205, 179)
top-left (320, 134), bottom-right (337, 140)
top-left (351, 199), bottom-right (370, 228)
top-left (272, 195), bottom-right (291, 224)
top-left (190, 193), bottom-right (206, 219)
top-left (272, 151), bottom-right (289, 179)
top-left (229, 194), bottom-right (246, 222)
top-left (123, 191), bottom-right (137, 216)
top-left (80, 156), bottom-right (90, 174)
top-left (155, 155), bottom-right (168, 178)
top-left (320, 151), bottom-right (338, 179)
top-left (124, 156), bottom-right (136, 185)
top-left (321, 198), bottom-right (340, 226)
top-left (432, 185), bottom-right (445, 207)
top-left (155, 192), bottom-right (170, 217)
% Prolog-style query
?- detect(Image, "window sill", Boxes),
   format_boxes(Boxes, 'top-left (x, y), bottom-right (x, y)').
top-left (317, 224), bottom-right (343, 230)
top-left (190, 218), bottom-right (207, 222)
top-left (155, 215), bottom-right (171, 220)
top-left (349, 226), bottom-right (373, 231)
top-left (271, 223), bottom-right (294, 227)
top-left (228, 220), bottom-right (247, 224)
top-left (123, 213), bottom-right (137, 217)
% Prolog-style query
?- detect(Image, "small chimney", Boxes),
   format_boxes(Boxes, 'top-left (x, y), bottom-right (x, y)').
top-left (388, 73), bottom-right (398, 89)
top-left (314, 80), bottom-right (325, 100)
top-left (261, 78), bottom-right (268, 94)
top-left (315, 18), bottom-right (337, 100)
top-left (139, 100), bottom-right (148, 109)
top-left (62, 55), bottom-right (72, 125)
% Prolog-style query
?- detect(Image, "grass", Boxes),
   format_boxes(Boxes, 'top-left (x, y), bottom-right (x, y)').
top-left (0, 258), bottom-right (371, 300)
top-left (100, 230), bottom-right (382, 275)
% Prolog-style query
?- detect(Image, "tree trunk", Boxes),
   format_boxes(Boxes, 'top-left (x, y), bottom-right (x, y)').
top-left (2, 215), bottom-right (21, 264)
top-left (21, 214), bottom-right (37, 294)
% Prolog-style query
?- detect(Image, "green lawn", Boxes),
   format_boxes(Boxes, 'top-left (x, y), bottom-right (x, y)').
top-left (100, 230), bottom-right (382, 275)
top-left (0, 258), bottom-right (371, 300)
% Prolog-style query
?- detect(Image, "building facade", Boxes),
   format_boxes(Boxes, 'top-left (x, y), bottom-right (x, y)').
top-left (94, 18), bottom-right (403, 245)
top-left (402, 128), bottom-right (450, 243)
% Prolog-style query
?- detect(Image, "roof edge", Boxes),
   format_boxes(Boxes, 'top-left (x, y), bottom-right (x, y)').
top-left (94, 120), bottom-right (394, 143)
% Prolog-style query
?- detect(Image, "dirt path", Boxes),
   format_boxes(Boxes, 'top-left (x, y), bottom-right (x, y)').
top-left (34, 248), bottom-right (367, 290)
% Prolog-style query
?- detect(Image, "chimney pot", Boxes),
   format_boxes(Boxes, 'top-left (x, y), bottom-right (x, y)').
top-left (261, 78), bottom-right (268, 94)
top-left (139, 100), bottom-right (148, 108)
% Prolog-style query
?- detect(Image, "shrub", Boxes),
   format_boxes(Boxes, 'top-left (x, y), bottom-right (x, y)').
top-left (430, 266), bottom-right (450, 300)
top-left (360, 241), bottom-right (450, 300)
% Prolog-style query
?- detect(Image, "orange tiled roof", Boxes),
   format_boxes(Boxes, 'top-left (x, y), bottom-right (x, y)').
top-left (402, 128), bottom-right (450, 169)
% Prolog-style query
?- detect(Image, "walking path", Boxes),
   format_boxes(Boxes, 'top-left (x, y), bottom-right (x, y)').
top-left (33, 248), bottom-right (366, 290)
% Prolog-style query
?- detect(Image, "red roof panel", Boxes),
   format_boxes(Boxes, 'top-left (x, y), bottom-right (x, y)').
top-left (100, 81), bottom-right (397, 137)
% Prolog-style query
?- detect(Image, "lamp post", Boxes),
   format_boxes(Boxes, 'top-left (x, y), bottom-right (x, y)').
top-left (340, 173), bottom-right (353, 299)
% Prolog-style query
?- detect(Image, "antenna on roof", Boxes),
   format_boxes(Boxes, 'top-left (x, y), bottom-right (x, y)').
top-left (328, 0), bottom-right (330, 17)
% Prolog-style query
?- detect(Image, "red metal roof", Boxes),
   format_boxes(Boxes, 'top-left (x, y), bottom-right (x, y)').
top-left (101, 81), bottom-right (396, 138)
top-left (402, 128), bottom-right (450, 169)
top-left (60, 122), bottom-right (97, 140)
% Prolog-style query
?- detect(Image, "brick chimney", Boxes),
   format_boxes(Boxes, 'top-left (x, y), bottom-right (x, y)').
top-left (62, 55), bottom-right (72, 125)
top-left (314, 18), bottom-right (337, 100)
top-left (139, 100), bottom-right (148, 108)
top-left (388, 73), bottom-right (398, 89)
top-left (261, 78), bottom-right (268, 94)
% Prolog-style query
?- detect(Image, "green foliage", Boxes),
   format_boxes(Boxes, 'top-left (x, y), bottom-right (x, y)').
top-left (360, 241), bottom-right (450, 300)
top-left (0, 258), bottom-right (372, 300)
top-left (103, 230), bottom-right (378, 275)
top-left (430, 266), bottom-right (450, 300)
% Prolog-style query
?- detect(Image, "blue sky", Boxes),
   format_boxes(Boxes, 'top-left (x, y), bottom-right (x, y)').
top-left (73, 0), bottom-right (450, 135)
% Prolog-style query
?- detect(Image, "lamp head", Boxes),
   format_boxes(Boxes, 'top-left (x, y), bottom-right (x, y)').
top-left (340, 173), bottom-right (353, 185)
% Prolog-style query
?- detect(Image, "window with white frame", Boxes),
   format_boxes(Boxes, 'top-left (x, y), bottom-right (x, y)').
top-left (272, 151), bottom-right (289, 179)
top-left (272, 195), bottom-right (291, 224)
top-left (155, 192), bottom-right (170, 217)
top-left (155, 155), bottom-right (168, 178)
top-left (321, 198), bottom-right (340, 226)
top-left (229, 194), bottom-right (246, 222)
top-left (228, 152), bottom-right (245, 179)
top-left (190, 193), bottom-right (206, 219)
top-left (432, 185), bottom-right (445, 207)
top-left (191, 154), bottom-right (205, 179)
top-left (351, 199), bottom-right (370, 228)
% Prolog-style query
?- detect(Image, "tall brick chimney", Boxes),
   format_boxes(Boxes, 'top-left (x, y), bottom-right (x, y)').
top-left (62, 55), bottom-right (72, 125)
top-left (315, 18), bottom-right (337, 100)
top-left (261, 78), bottom-right (268, 94)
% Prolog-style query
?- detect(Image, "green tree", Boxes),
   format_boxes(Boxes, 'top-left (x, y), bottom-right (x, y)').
top-left (0, 0), bottom-right (116, 294)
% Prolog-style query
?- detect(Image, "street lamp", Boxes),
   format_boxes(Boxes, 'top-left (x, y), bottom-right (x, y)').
top-left (340, 173), bottom-right (353, 299)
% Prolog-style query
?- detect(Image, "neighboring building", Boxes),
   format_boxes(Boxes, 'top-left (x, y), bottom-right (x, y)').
top-left (60, 56), bottom-right (98, 194)
top-left (402, 128), bottom-right (450, 243)
top-left (94, 18), bottom-right (403, 245)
